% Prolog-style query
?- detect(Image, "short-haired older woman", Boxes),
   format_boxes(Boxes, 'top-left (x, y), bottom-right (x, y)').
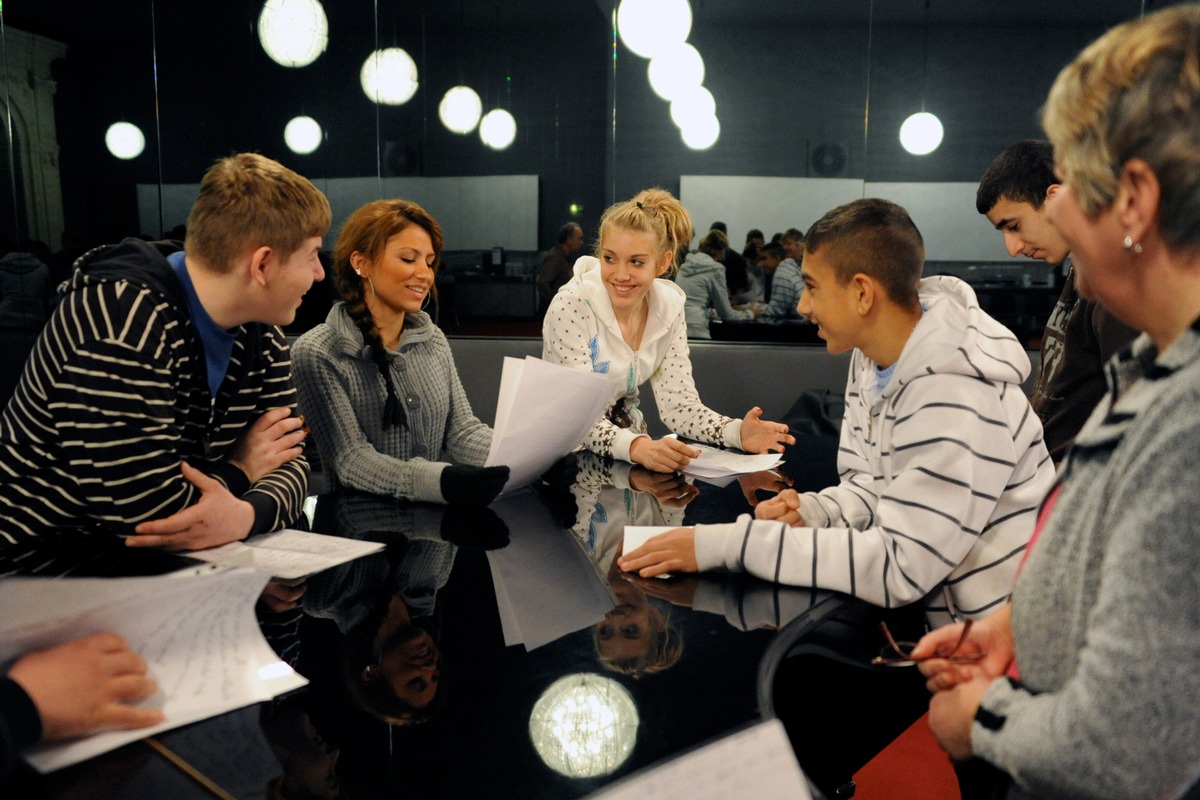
top-left (913, 7), bottom-right (1200, 799)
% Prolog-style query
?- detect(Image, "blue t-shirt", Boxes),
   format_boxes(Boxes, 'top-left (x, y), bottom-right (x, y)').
top-left (169, 251), bottom-right (237, 398)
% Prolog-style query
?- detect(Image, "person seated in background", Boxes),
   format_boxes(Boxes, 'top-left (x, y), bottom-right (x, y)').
top-left (2, 633), bottom-right (163, 784)
top-left (758, 227), bottom-right (805, 320)
top-left (976, 139), bottom-right (1136, 463)
top-left (916, 9), bottom-right (1200, 798)
top-left (676, 228), bottom-right (757, 339)
top-left (0, 153), bottom-right (326, 564)
top-left (0, 237), bottom-right (51, 331)
top-left (292, 199), bottom-right (508, 506)
top-left (537, 222), bottom-right (584, 314)
top-left (706, 220), bottom-right (750, 301)
top-left (620, 198), bottom-right (1055, 624)
top-left (754, 240), bottom-right (785, 307)
top-left (541, 187), bottom-right (793, 473)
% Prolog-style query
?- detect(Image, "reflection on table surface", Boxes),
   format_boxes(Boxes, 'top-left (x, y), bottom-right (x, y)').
top-left (9, 445), bottom-right (935, 800)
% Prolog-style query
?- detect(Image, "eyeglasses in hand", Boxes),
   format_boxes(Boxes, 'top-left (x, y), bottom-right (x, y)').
top-left (870, 619), bottom-right (987, 667)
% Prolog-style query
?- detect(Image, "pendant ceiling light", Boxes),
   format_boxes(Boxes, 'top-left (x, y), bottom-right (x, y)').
top-left (257, 0), bottom-right (328, 68)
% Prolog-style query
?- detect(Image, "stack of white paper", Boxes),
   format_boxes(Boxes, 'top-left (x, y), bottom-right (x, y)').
top-left (486, 356), bottom-right (614, 492)
top-left (680, 441), bottom-right (783, 480)
top-left (187, 528), bottom-right (385, 579)
top-left (0, 569), bottom-right (308, 772)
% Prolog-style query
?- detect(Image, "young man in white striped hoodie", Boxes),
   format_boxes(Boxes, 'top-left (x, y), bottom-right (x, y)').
top-left (620, 198), bottom-right (1056, 623)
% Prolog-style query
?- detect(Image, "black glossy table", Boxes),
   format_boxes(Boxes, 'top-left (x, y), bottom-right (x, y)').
top-left (7, 441), bottom-right (934, 800)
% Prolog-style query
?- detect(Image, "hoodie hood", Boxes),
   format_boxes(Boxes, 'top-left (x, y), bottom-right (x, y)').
top-left (885, 275), bottom-right (1030, 391)
top-left (63, 237), bottom-right (184, 303)
top-left (564, 255), bottom-right (686, 348)
top-left (0, 252), bottom-right (47, 275)
top-left (678, 251), bottom-right (724, 278)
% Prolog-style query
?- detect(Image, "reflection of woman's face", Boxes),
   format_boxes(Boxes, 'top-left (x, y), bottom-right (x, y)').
top-left (378, 625), bottom-right (441, 709)
top-left (595, 578), bottom-right (663, 663)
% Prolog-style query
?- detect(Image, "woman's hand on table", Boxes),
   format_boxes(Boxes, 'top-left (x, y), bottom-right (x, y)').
top-left (128, 462), bottom-right (254, 551)
top-left (754, 488), bottom-right (805, 526)
top-left (228, 406), bottom-right (308, 483)
top-left (630, 435), bottom-right (700, 473)
top-left (617, 527), bottom-right (698, 577)
top-left (739, 407), bottom-right (794, 454)
top-left (628, 467), bottom-right (700, 508)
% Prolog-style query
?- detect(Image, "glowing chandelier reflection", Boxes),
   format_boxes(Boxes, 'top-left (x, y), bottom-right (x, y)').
top-left (360, 48), bottom-right (419, 106)
top-left (284, 115), bottom-right (322, 154)
top-left (681, 114), bottom-right (720, 150)
top-left (529, 673), bottom-right (639, 778)
top-left (439, 86), bottom-right (483, 134)
top-left (257, 0), bottom-right (328, 68)
top-left (105, 122), bottom-right (145, 160)
top-left (616, 0), bottom-right (692, 59)
top-left (479, 109), bottom-right (517, 150)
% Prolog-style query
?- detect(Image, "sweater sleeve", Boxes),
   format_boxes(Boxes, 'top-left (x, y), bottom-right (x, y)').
top-left (972, 410), bottom-right (1200, 800)
top-left (541, 292), bottom-right (645, 461)
top-left (695, 374), bottom-right (1032, 608)
top-left (649, 312), bottom-right (742, 449)
top-left (708, 270), bottom-right (754, 323)
top-left (238, 330), bottom-right (311, 535)
top-left (293, 333), bottom-right (447, 503)
top-left (0, 677), bottom-right (41, 785)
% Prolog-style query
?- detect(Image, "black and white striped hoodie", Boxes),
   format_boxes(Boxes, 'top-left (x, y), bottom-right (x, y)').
top-left (694, 276), bottom-right (1056, 621)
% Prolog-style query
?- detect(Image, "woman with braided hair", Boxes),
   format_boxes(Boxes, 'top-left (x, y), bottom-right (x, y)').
top-left (542, 187), bottom-right (792, 473)
top-left (293, 199), bottom-right (508, 505)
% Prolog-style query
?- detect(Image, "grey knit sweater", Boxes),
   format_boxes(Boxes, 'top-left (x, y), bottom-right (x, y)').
top-left (973, 322), bottom-right (1200, 800)
top-left (292, 303), bottom-right (492, 503)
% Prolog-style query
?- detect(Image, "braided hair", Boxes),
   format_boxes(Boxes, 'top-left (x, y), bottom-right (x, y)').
top-left (333, 199), bottom-right (445, 429)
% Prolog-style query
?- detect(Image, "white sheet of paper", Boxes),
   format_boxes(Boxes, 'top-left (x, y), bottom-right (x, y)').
top-left (585, 719), bottom-right (813, 800)
top-left (486, 356), bottom-right (614, 492)
top-left (681, 443), bottom-right (782, 478)
top-left (622, 525), bottom-right (677, 555)
top-left (0, 569), bottom-right (307, 772)
top-left (487, 490), bottom-right (615, 650)
top-left (186, 528), bottom-right (384, 579)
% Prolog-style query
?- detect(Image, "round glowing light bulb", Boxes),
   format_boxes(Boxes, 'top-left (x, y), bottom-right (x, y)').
top-left (616, 0), bottom-right (692, 59)
top-left (899, 111), bottom-right (944, 155)
top-left (647, 42), bottom-right (705, 101)
top-left (105, 122), bottom-right (145, 160)
top-left (360, 48), bottom-right (419, 106)
top-left (681, 114), bottom-right (720, 150)
top-left (257, 0), bottom-right (328, 68)
top-left (529, 674), bottom-right (639, 778)
top-left (479, 109), bottom-right (517, 150)
top-left (284, 115), bottom-right (322, 154)
top-left (439, 86), bottom-right (483, 134)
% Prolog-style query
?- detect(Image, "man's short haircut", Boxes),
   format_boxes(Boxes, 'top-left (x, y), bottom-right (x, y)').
top-left (557, 222), bottom-right (582, 246)
top-left (760, 241), bottom-right (785, 260)
top-left (186, 153), bottom-right (331, 274)
top-left (781, 227), bottom-right (805, 244)
top-left (803, 198), bottom-right (924, 309)
top-left (709, 221), bottom-right (728, 233)
top-left (975, 140), bottom-right (1058, 215)
top-left (745, 228), bottom-right (764, 242)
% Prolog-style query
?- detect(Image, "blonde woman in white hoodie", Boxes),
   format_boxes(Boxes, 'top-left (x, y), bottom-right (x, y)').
top-left (542, 187), bottom-right (792, 473)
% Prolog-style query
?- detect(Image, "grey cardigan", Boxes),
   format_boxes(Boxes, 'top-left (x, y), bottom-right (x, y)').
top-left (973, 322), bottom-right (1200, 800)
top-left (292, 303), bottom-right (492, 503)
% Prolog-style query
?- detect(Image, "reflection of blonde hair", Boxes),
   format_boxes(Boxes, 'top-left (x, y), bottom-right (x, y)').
top-left (185, 153), bottom-right (331, 273)
top-left (1043, 5), bottom-right (1200, 250)
top-left (597, 188), bottom-right (694, 275)
top-left (594, 602), bottom-right (684, 678)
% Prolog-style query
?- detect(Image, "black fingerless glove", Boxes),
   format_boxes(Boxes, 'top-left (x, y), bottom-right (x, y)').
top-left (439, 506), bottom-right (510, 550)
top-left (440, 465), bottom-right (510, 507)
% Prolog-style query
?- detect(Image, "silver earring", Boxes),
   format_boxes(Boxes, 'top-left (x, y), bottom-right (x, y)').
top-left (1123, 235), bottom-right (1143, 254)
top-left (354, 268), bottom-right (362, 276)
